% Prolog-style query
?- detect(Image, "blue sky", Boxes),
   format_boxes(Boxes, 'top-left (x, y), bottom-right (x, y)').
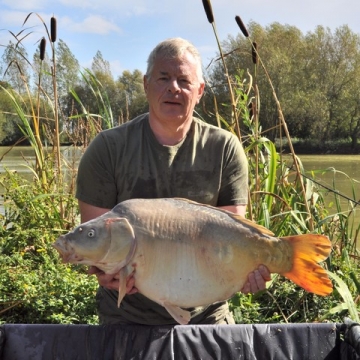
top-left (1, 0), bottom-right (360, 78)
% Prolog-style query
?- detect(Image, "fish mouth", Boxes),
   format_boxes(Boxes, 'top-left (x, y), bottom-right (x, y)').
top-left (53, 237), bottom-right (83, 263)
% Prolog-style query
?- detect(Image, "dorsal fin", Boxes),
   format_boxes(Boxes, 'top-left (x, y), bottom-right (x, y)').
top-left (173, 197), bottom-right (275, 236)
top-left (229, 214), bottom-right (275, 236)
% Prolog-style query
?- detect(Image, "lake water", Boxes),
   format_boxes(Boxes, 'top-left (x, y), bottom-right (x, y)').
top-left (283, 154), bottom-right (360, 236)
top-left (284, 154), bottom-right (360, 209)
top-left (1, 146), bottom-right (359, 230)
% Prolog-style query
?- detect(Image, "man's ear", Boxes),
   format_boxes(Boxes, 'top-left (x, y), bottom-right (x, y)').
top-left (196, 82), bottom-right (205, 104)
top-left (143, 75), bottom-right (148, 94)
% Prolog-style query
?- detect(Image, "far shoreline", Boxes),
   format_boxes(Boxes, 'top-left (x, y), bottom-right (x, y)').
top-left (276, 143), bottom-right (360, 155)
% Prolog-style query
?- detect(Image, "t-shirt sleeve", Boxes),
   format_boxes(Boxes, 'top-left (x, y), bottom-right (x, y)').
top-left (217, 134), bottom-right (248, 206)
top-left (75, 133), bottom-right (118, 209)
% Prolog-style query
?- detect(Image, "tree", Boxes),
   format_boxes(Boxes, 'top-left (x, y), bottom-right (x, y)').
top-left (0, 84), bottom-right (23, 145)
top-left (32, 45), bottom-right (53, 97)
top-left (116, 69), bottom-right (147, 122)
top-left (55, 38), bottom-right (81, 138)
top-left (1, 41), bottom-right (30, 94)
top-left (91, 50), bottom-right (112, 78)
top-left (205, 22), bottom-right (305, 138)
top-left (55, 39), bottom-right (80, 100)
top-left (302, 25), bottom-right (360, 143)
top-left (205, 22), bottom-right (360, 148)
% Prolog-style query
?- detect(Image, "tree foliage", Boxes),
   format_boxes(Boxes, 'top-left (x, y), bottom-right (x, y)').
top-left (55, 39), bottom-right (80, 100)
top-left (203, 23), bottom-right (360, 151)
top-left (1, 41), bottom-right (30, 94)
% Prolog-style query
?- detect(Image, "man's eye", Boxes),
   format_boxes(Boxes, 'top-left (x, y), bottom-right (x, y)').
top-left (180, 79), bottom-right (192, 86)
top-left (87, 229), bottom-right (96, 238)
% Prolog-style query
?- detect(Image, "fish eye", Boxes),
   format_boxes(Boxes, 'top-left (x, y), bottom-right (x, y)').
top-left (87, 229), bottom-right (96, 238)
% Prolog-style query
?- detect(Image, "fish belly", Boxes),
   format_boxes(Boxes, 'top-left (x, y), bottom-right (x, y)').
top-left (131, 236), bottom-right (260, 307)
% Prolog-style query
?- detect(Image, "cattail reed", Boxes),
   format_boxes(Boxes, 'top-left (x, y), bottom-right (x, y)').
top-left (51, 16), bottom-right (57, 42)
top-left (235, 15), bottom-right (249, 37)
top-left (248, 102), bottom-right (254, 119)
top-left (39, 38), bottom-right (46, 60)
top-left (252, 42), bottom-right (258, 65)
top-left (202, 0), bottom-right (214, 24)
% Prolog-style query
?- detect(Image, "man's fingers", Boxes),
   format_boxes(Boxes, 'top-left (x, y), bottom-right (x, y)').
top-left (88, 266), bottom-right (102, 275)
top-left (241, 282), bottom-right (251, 294)
top-left (125, 275), bottom-right (138, 294)
top-left (98, 276), bottom-right (120, 290)
top-left (241, 265), bottom-right (271, 294)
top-left (251, 269), bottom-right (265, 292)
top-left (88, 266), bottom-right (138, 294)
top-left (259, 265), bottom-right (271, 281)
top-left (88, 266), bottom-right (119, 289)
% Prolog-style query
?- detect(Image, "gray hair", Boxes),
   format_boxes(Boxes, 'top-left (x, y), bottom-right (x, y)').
top-left (145, 37), bottom-right (204, 83)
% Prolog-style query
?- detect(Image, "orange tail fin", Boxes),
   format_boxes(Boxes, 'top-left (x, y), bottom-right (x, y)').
top-left (282, 234), bottom-right (333, 296)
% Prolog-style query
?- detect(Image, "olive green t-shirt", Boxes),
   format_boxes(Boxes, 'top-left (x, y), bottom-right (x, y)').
top-left (76, 113), bottom-right (248, 325)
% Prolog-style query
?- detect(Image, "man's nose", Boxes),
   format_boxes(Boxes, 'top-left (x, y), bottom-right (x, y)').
top-left (168, 79), bottom-right (180, 93)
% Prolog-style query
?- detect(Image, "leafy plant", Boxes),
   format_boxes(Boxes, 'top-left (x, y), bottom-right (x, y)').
top-left (0, 170), bottom-right (98, 324)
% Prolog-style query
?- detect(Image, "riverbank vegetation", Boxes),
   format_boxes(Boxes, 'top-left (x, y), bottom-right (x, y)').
top-left (0, 5), bottom-right (359, 324)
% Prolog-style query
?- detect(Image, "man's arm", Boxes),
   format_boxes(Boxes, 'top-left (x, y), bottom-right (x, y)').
top-left (78, 200), bottom-right (111, 223)
top-left (218, 204), bottom-right (246, 217)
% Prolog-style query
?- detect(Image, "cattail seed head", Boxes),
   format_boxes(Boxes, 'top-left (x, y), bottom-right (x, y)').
top-left (50, 16), bottom-right (57, 42)
top-left (235, 15), bottom-right (249, 37)
top-left (202, 0), bottom-right (214, 24)
top-left (252, 42), bottom-right (258, 65)
top-left (40, 37), bottom-right (46, 60)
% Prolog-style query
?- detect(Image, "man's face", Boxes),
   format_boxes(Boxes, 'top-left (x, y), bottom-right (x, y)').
top-left (144, 51), bottom-right (205, 126)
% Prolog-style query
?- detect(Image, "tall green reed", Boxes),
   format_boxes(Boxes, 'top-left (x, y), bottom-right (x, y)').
top-left (69, 68), bottom-right (114, 146)
top-left (1, 13), bottom-right (58, 190)
top-left (1, 13), bottom-right (78, 224)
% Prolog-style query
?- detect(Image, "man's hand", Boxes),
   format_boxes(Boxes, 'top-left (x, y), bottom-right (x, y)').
top-left (88, 266), bottom-right (138, 295)
top-left (241, 265), bottom-right (271, 294)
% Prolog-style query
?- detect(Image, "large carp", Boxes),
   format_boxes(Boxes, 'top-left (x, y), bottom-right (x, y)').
top-left (53, 198), bottom-right (332, 324)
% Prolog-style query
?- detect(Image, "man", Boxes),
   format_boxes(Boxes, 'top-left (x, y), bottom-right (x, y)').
top-left (76, 37), bottom-right (270, 325)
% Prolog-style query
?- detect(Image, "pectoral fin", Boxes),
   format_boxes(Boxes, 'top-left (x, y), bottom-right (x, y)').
top-left (117, 267), bottom-right (128, 307)
top-left (163, 302), bottom-right (191, 325)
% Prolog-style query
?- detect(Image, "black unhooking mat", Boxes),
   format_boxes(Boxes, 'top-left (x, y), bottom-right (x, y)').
top-left (0, 318), bottom-right (359, 359)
